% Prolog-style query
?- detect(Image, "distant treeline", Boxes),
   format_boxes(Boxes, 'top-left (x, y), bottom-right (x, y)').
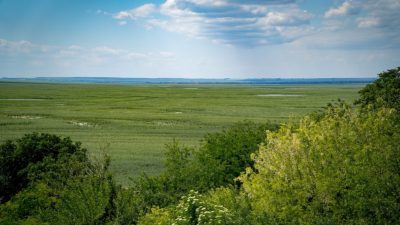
top-left (1, 77), bottom-right (375, 85)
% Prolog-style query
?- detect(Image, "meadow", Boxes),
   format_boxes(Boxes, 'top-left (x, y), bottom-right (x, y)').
top-left (0, 82), bottom-right (364, 184)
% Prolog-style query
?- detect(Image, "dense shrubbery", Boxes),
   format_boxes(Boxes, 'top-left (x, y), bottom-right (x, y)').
top-left (0, 133), bottom-right (117, 224)
top-left (0, 121), bottom-right (275, 224)
top-left (241, 104), bottom-right (400, 224)
top-left (1, 68), bottom-right (399, 225)
top-left (356, 67), bottom-right (400, 111)
top-left (118, 121), bottom-right (278, 223)
top-left (0, 133), bottom-right (89, 203)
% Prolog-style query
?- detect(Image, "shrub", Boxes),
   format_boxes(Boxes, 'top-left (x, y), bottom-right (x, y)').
top-left (356, 67), bottom-right (400, 112)
top-left (0, 133), bottom-right (88, 203)
top-left (0, 133), bottom-right (118, 225)
top-left (130, 121), bottom-right (278, 219)
top-left (240, 104), bottom-right (400, 224)
top-left (138, 190), bottom-right (238, 225)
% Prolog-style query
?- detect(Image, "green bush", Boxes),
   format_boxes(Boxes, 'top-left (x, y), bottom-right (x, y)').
top-left (129, 121), bottom-right (278, 220)
top-left (138, 190), bottom-right (239, 225)
top-left (0, 134), bottom-right (118, 225)
top-left (0, 133), bottom-right (89, 203)
top-left (194, 121), bottom-right (278, 191)
top-left (356, 67), bottom-right (400, 112)
top-left (240, 104), bottom-right (400, 224)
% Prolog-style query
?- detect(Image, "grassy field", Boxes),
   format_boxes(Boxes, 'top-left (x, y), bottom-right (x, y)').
top-left (0, 82), bottom-right (364, 185)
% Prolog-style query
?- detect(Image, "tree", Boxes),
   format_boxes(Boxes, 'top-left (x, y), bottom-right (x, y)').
top-left (240, 104), bottom-right (400, 224)
top-left (0, 133), bottom-right (89, 203)
top-left (128, 121), bottom-right (278, 222)
top-left (195, 121), bottom-right (279, 190)
top-left (356, 67), bottom-right (400, 112)
top-left (0, 133), bottom-right (119, 225)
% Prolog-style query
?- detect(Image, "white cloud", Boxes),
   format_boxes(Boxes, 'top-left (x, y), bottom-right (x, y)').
top-left (259, 9), bottom-right (311, 26)
top-left (114, 4), bottom-right (156, 19)
top-left (0, 38), bottom-right (176, 68)
top-left (321, 0), bottom-right (400, 48)
top-left (0, 39), bottom-right (51, 54)
top-left (357, 17), bottom-right (380, 28)
top-left (113, 0), bottom-right (312, 46)
top-left (324, 1), bottom-right (360, 18)
top-left (240, 4), bottom-right (268, 14)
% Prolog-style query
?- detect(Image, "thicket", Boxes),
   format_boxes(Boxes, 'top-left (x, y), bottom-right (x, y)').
top-left (0, 133), bottom-right (117, 224)
top-left (355, 67), bottom-right (400, 111)
top-left (1, 67), bottom-right (399, 225)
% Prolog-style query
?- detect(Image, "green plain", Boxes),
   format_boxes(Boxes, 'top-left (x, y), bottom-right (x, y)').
top-left (0, 82), bottom-right (363, 185)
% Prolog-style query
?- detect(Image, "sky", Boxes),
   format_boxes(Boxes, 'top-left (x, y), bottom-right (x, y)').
top-left (0, 0), bottom-right (399, 78)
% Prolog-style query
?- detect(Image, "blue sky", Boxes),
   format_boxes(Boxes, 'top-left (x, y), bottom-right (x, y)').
top-left (0, 0), bottom-right (399, 78)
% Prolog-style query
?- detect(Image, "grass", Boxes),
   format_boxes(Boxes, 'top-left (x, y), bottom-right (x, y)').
top-left (0, 82), bottom-right (364, 185)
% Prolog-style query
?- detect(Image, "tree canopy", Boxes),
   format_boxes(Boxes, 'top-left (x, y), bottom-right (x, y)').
top-left (356, 67), bottom-right (400, 112)
top-left (0, 133), bottom-right (89, 203)
top-left (240, 104), bottom-right (400, 224)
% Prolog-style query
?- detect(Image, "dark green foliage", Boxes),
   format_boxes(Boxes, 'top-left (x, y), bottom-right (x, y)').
top-left (0, 133), bottom-right (88, 203)
top-left (0, 182), bottom-right (55, 224)
top-left (195, 121), bottom-right (278, 190)
top-left (0, 133), bottom-right (119, 225)
top-left (356, 67), bottom-right (400, 111)
top-left (112, 187), bottom-right (145, 225)
top-left (158, 121), bottom-right (278, 196)
top-left (43, 171), bottom-right (114, 225)
top-left (123, 121), bottom-right (278, 223)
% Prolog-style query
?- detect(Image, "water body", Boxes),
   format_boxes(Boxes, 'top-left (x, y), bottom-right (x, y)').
top-left (0, 77), bottom-right (375, 85)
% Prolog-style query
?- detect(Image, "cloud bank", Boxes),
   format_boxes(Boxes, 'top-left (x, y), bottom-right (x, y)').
top-left (113, 0), bottom-right (311, 46)
top-left (113, 0), bottom-right (400, 48)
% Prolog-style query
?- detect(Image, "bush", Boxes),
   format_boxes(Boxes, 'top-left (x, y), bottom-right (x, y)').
top-left (138, 190), bottom-right (239, 225)
top-left (161, 121), bottom-right (278, 195)
top-left (0, 133), bottom-right (89, 203)
top-left (240, 104), bottom-right (400, 224)
top-left (130, 121), bottom-right (278, 218)
top-left (0, 133), bottom-right (118, 225)
top-left (356, 67), bottom-right (400, 112)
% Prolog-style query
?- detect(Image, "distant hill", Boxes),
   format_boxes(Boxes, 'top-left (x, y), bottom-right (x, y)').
top-left (0, 77), bottom-right (375, 85)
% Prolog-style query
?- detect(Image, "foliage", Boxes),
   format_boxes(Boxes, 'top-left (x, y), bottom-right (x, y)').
top-left (0, 133), bottom-right (118, 225)
top-left (128, 121), bottom-right (277, 221)
top-left (356, 67), bottom-right (400, 112)
top-left (163, 121), bottom-right (278, 194)
top-left (0, 182), bottom-right (55, 225)
top-left (194, 121), bottom-right (278, 190)
top-left (240, 104), bottom-right (400, 224)
top-left (137, 207), bottom-right (172, 225)
top-left (43, 174), bottom-right (114, 225)
top-left (112, 187), bottom-right (147, 225)
top-left (0, 133), bottom-right (89, 203)
top-left (205, 187), bottom-right (254, 225)
top-left (138, 190), bottom-right (238, 225)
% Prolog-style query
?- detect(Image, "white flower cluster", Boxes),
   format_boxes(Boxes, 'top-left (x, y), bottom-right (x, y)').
top-left (172, 190), bottom-right (234, 225)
